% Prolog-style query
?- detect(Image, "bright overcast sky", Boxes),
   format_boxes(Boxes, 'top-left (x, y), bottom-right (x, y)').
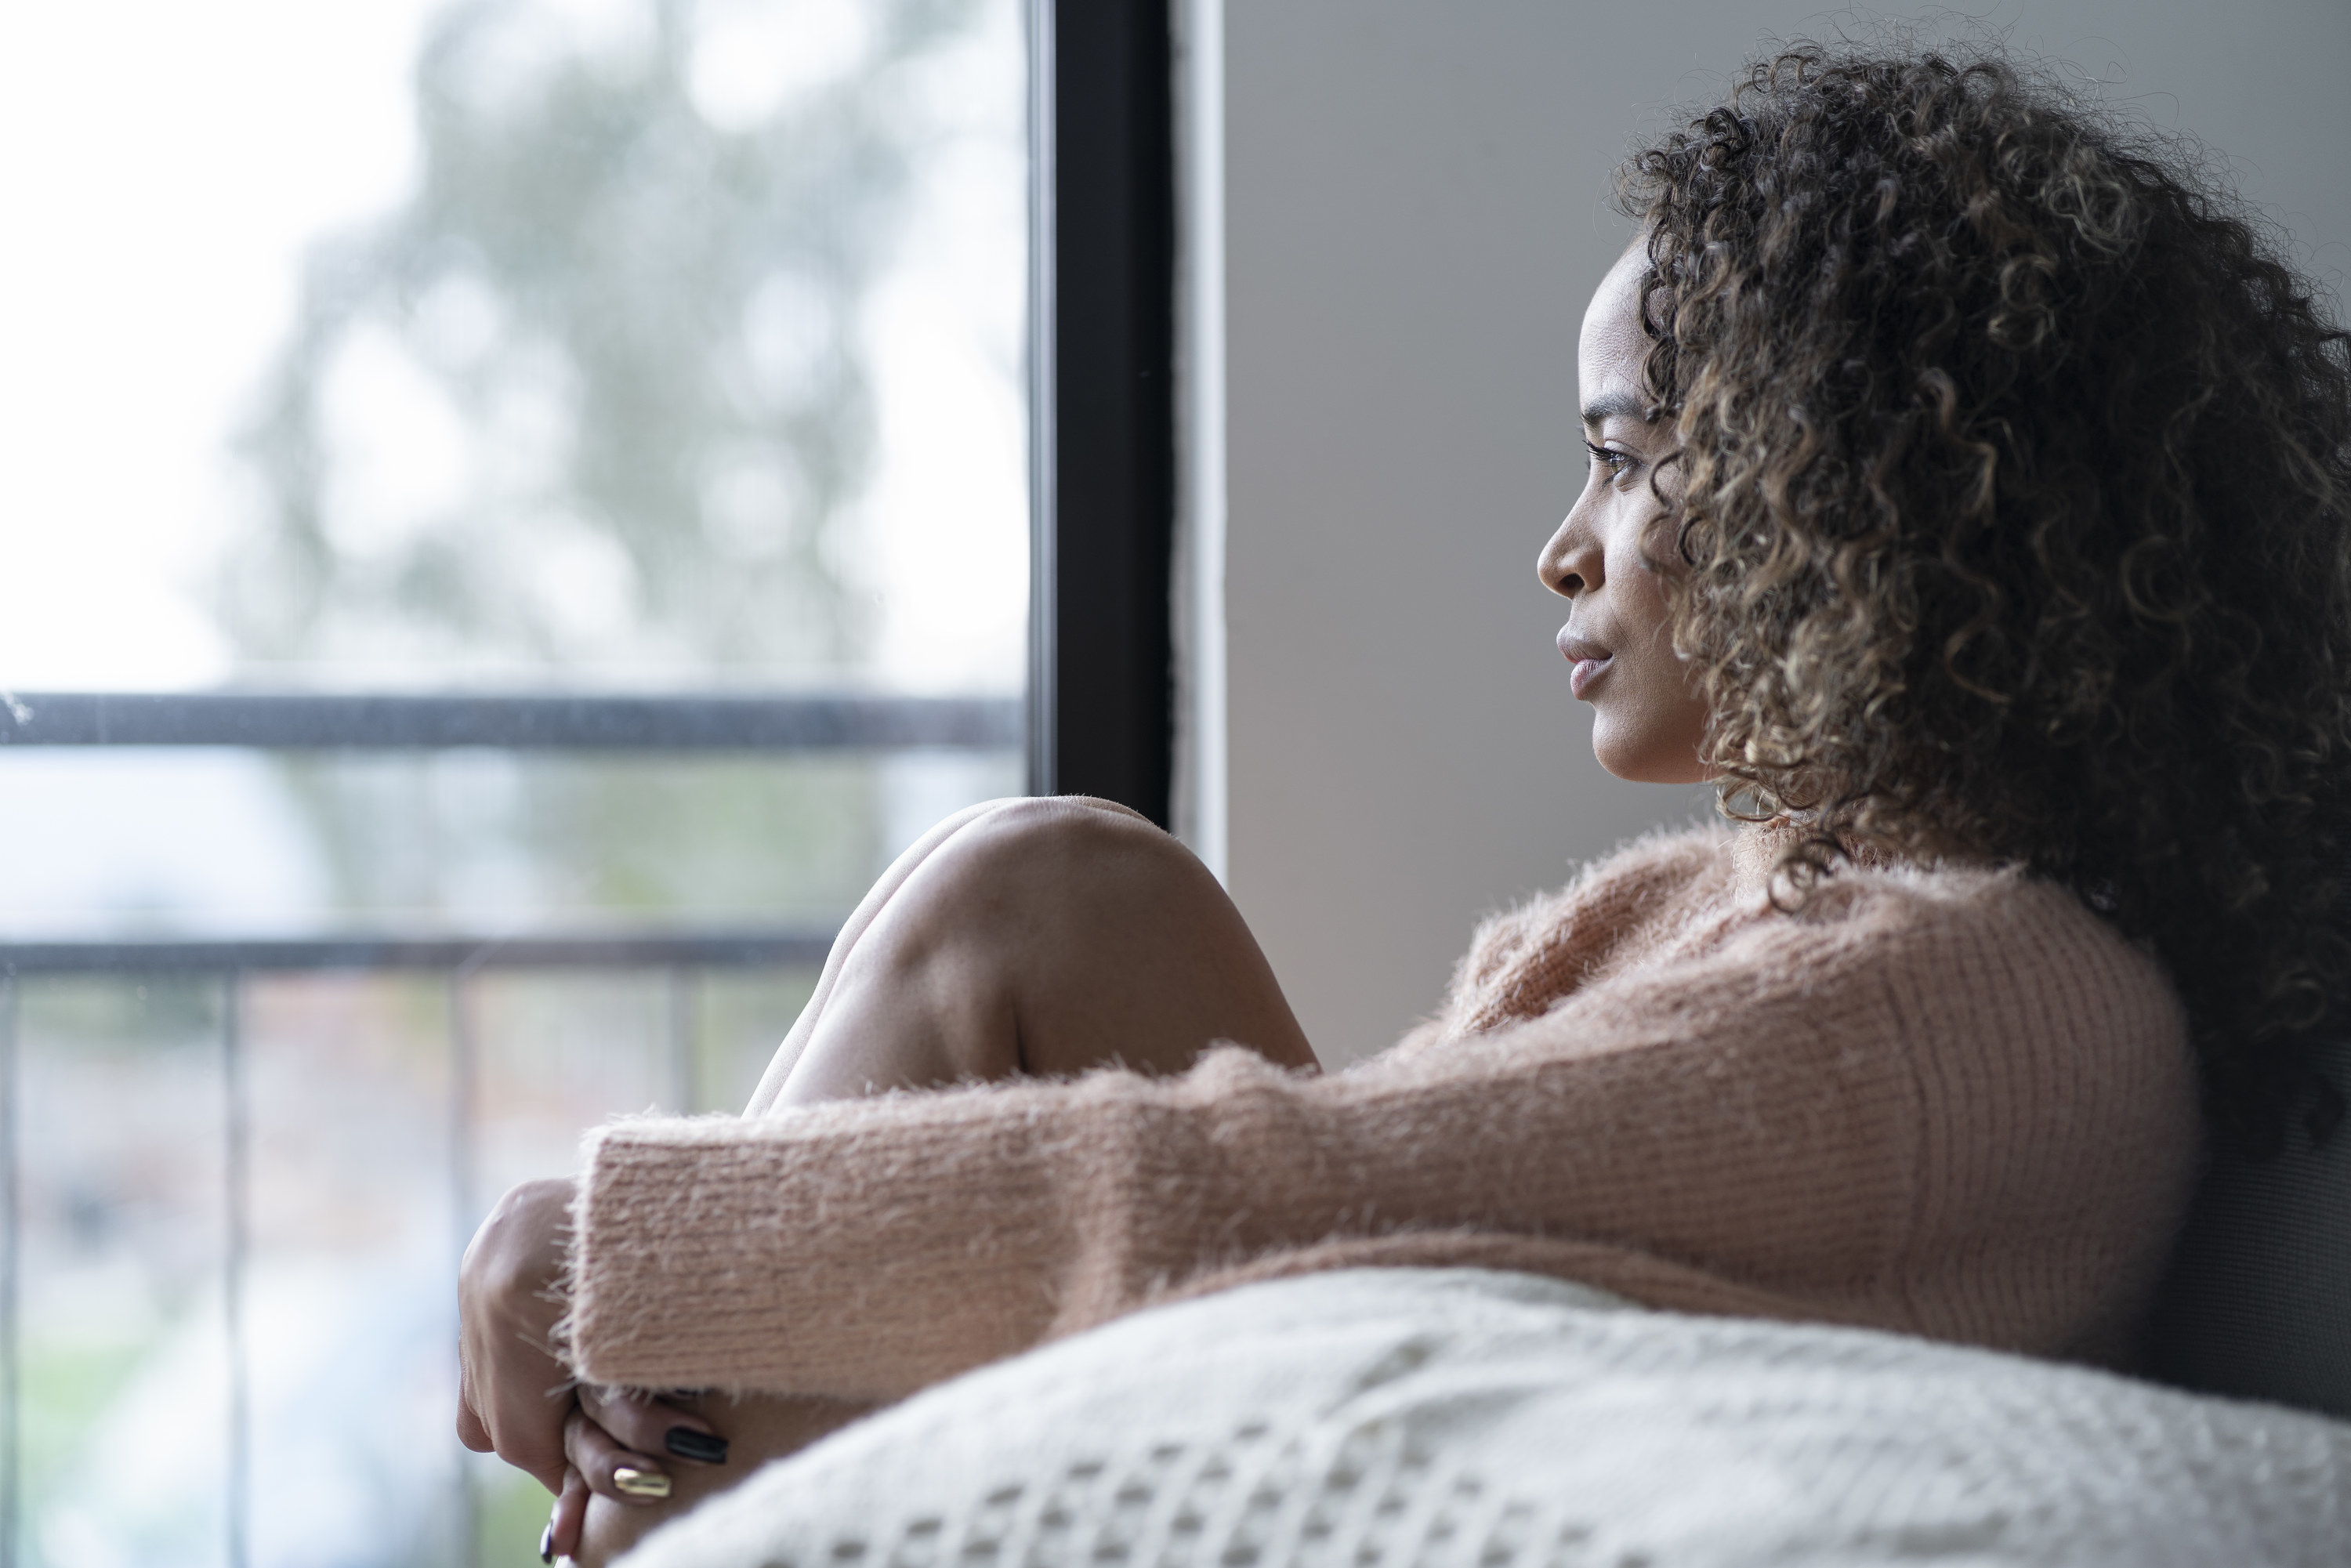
top-left (0, 0), bottom-right (1027, 694)
top-left (0, 0), bottom-right (441, 688)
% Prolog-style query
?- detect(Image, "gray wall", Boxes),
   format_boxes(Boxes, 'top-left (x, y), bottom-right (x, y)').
top-left (1219, 0), bottom-right (2351, 1065)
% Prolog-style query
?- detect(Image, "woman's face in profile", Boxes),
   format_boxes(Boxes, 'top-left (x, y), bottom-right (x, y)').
top-left (1538, 244), bottom-right (1712, 784)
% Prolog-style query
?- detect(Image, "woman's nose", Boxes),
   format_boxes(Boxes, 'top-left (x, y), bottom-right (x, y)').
top-left (1538, 512), bottom-right (1601, 599)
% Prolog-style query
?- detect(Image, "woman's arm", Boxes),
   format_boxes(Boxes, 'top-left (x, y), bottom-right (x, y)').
top-left (570, 996), bottom-right (1895, 1400)
top-left (567, 870), bottom-right (2193, 1402)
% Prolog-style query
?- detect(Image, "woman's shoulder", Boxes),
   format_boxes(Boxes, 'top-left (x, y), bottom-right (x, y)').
top-left (1429, 822), bottom-right (2184, 1058)
top-left (1770, 856), bottom-right (2199, 1353)
top-left (1732, 849), bottom-right (2191, 1088)
top-left (1780, 849), bottom-right (2156, 976)
top-left (1737, 835), bottom-right (2155, 969)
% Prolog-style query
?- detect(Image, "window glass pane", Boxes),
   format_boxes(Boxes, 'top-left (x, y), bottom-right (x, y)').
top-left (0, 0), bottom-right (1027, 695)
top-left (3, 2), bottom-right (1028, 1563)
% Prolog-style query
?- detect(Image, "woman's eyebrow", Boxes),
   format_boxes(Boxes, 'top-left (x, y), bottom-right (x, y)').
top-left (1580, 390), bottom-right (1652, 427)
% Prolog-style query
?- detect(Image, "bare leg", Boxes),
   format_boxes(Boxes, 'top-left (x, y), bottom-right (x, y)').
top-left (778, 795), bottom-right (1314, 1099)
top-left (573, 798), bottom-right (1311, 1563)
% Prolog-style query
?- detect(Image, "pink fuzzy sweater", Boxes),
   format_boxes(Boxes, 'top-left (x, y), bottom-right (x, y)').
top-left (565, 827), bottom-right (2200, 1400)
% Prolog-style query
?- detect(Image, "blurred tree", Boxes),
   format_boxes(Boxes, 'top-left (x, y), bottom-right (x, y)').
top-left (226, 0), bottom-right (980, 685)
top-left (215, 0), bottom-right (1011, 929)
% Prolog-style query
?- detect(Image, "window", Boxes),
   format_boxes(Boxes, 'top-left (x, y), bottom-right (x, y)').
top-left (0, 0), bottom-right (1161, 1559)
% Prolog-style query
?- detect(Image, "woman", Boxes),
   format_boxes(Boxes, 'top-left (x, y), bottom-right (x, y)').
top-left (459, 42), bottom-right (2351, 1564)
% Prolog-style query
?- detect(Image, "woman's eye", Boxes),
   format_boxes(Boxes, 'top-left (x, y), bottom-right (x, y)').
top-left (1587, 442), bottom-right (1636, 482)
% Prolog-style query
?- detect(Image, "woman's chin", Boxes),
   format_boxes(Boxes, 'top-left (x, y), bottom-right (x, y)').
top-left (1587, 692), bottom-right (1711, 784)
top-left (1591, 733), bottom-right (1711, 786)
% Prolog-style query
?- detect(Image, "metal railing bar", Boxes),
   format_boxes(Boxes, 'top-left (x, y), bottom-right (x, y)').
top-left (0, 692), bottom-right (1022, 751)
top-left (0, 929), bottom-right (839, 976)
top-left (448, 963), bottom-right (480, 1568)
top-left (667, 968), bottom-right (697, 1116)
top-left (1, 976), bottom-right (16, 1568)
top-left (223, 976), bottom-right (250, 1568)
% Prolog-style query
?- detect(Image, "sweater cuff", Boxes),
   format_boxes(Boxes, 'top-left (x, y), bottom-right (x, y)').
top-left (563, 1100), bottom-right (1073, 1400)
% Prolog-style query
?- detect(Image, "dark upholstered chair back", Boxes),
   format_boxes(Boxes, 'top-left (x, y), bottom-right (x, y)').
top-left (2144, 1037), bottom-right (2351, 1419)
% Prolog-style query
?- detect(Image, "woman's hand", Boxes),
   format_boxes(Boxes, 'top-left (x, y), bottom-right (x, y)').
top-left (548, 1389), bottom-right (740, 1562)
top-left (458, 1178), bottom-right (733, 1561)
top-left (571, 1385), bottom-right (734, 1495)
top-left (567, 1391), bottom-right (871, 1566)
top-left (458, 1178), bottom-right (578, 1492)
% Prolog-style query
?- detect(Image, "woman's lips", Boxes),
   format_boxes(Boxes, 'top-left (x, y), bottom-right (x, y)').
top-left (1558, 630), bottom-right (1613, 699)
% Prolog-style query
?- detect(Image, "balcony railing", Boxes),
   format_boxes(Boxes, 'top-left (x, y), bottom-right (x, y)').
top-left (0, 691), bottom-right (1023, 752)
top-left (0, 690), bottom-right (1020, 1568)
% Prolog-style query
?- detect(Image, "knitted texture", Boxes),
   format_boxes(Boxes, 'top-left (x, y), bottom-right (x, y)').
top-left (618, 1269), bottom-right (2351, 1568)
top-left (568, 828), bottom-right (2198, 1400)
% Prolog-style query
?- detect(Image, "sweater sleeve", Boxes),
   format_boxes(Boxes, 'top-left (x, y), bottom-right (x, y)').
top-left (564, 871), bottom-right (2193, 1399)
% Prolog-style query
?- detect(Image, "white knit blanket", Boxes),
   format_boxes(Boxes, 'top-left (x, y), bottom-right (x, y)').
top-left (620, 1268), bottom-right (2351, 1568)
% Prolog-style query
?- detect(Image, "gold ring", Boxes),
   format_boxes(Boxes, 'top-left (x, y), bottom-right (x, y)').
top-left (613, 1466), bottom-right (672, 1499)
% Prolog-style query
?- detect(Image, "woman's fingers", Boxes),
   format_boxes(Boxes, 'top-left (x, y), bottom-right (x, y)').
top-left (457, 1177), bottom-right (579, 1492)
top-left (563, 1403), bottom-right (673, 1505)
top-left (456, 1381), bottom-right (494, 1454)
top-left (578, 1385), bottom-right (730, 1468)
top-left (548, 1465), bottom-right (589, 1561)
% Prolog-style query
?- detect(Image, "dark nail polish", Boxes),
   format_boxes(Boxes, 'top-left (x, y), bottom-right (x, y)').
top-left (539, 1522), bottom-right (556, 1564)
top-left (665, 1426), bottom-right (730, 1464)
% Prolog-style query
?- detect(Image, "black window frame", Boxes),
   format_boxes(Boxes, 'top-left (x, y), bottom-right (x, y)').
top-left (1026, 0), bottom-right (1178, 825)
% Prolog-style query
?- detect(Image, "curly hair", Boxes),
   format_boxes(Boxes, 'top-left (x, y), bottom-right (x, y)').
top-left (1617, 42), bottom-right (2351, 1153)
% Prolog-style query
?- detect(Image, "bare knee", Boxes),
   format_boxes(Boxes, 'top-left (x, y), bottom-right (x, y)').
top-left (904, 798), bottom-right (1243, 987)
top-left (781, 795), bottom-right (1310, 1101)
top-left (909, 797), bottom-right (1312, 1077)
top-left (945, 795), bottom-right (1195, 897)
top-left (951, 794), bottom-right (1165, 858)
